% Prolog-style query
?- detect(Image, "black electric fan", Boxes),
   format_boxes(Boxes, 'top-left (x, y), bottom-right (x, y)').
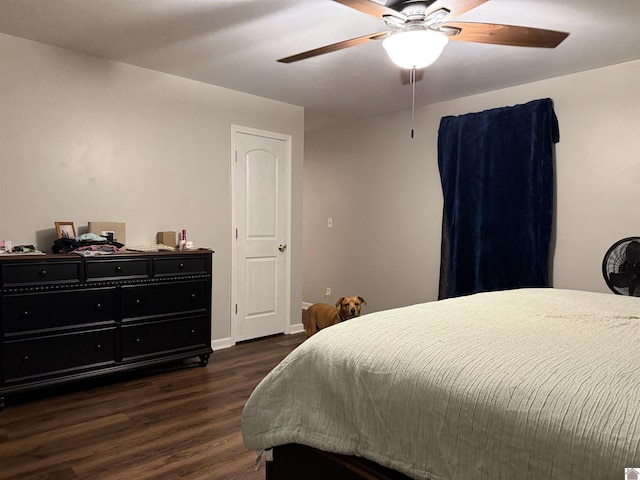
top-left (602, 237), bottom-right (640, 296)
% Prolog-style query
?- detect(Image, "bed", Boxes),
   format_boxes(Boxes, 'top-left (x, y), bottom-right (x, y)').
top-left (242, 288), bottom-right (640, 479)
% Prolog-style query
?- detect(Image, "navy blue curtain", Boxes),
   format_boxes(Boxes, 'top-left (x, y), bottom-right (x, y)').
top-left (437, 98), bottom-right (559, 299)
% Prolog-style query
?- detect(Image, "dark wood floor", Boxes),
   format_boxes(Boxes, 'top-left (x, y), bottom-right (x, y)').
top-left (0, 332), bottom-right (306, 480)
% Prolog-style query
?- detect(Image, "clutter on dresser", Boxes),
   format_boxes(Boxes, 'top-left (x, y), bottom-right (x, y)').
top-left (54, 221), bottom-right (76, 240)
top-left (0, 240), bottom-right (12, 253)
top-left (88, 221), bottom-right (126, 245)
top-left (0, 242), bottom-right (44, 255)
top-left (178, 229), bottom-right (188, 251)
top-left (13, 245), bottom-right (39, 253)
top-left (46, 221), bottom-right (201, 255)
top-left (177, 230), bottom-right (197, 250)
top-left (157, 231), bottom-right (177, 247)
top-left (52, 232), bottom-right (124, 255)
top-left (126, 244), bottom-right (176, 252)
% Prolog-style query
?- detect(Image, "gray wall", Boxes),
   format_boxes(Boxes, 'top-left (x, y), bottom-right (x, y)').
top-left (304, 60), bottom-right (640, 314)
top-left (0, 33), bottom-right (305, 347)
top-left (2, 32), bottom-right (638, 338)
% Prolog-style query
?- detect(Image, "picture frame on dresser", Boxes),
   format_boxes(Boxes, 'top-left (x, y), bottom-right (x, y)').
top-left (54, 221), bottom-right (76, 239)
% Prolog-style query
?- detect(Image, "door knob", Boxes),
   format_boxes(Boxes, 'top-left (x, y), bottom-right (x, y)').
top-left (278, 244), bottom-right (287, 252)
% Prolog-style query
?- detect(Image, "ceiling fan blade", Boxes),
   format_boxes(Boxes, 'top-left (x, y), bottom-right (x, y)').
top-left (425, 0), bottom-right (488, 19)
top-left (443, 22), bottom-right (569, 48)
top-left (278, 31), bottom-right (389, 63)
top-left (334, 0), bottom-right (406, 21)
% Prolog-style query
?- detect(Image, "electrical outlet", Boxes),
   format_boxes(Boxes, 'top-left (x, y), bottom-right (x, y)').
top-left (325, 287), bottom-right (331, 297)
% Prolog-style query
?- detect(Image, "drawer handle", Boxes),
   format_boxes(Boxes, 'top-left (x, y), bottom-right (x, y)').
top-left (23, 355), bottom-right (30, 364)
top-left (95, 303), bottom-right (103, 311)
top-left (178, 263), bottom-right (185, 270)
top-left (95, 343), bottom-right (102, 351)
top-left (115, 266), bottom-right (122, 273)
top-left (191, 329), bottom-right (196, 336)
top-left (190, 294), bottom-right (197, 301)
top-left (21, 310), bottom-right (29, 318)
top-left (135, 338), bottom-right (142, 345)
top-left (135, 299), bottom-right (142, 307)
top-left (38, 270), bottom-right (47, 277)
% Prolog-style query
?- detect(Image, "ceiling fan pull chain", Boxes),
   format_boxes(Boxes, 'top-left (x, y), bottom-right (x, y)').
top-left (411, 67), bottom-right (416, 139)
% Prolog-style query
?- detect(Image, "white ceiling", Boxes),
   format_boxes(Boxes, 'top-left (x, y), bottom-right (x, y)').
top-left (1, 0), bottom-right (640, 131)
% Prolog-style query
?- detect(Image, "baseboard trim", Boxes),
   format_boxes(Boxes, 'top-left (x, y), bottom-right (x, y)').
top-left (212, 338), bottom-right (233, 351)
top-left (212, 324), bottom-right (305, 351)
top-left (289, 322), bottom-right (304, 334)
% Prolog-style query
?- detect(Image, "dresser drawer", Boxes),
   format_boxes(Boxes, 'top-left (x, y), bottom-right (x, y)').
top-left (1, 261), bottom-right (82, 287)
top-left (121, 280), bottom-right (209, 320)
top-left (2, 288), bottom-right (117, 336)
top-left (121, 315), bottom-right (208, 361)
top-left (2, 327), bottom-right (116, 383)
top-left (153, 255), bottom-right (209, 277)
top-left (85, 258), bottom-right (150, 282)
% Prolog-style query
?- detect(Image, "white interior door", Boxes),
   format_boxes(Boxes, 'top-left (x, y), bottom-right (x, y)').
top-left (232, 127), bottom-right (290, 342)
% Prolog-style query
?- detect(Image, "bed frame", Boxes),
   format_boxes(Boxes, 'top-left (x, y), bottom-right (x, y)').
top-left (266, 444), bottom-right (412, 480)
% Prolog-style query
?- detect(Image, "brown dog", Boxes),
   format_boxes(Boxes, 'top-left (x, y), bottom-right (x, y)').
top-left (304, 296), bottom-right (367, 338)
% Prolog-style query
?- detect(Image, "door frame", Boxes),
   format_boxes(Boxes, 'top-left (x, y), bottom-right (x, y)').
top-left (230, 125), bottom-right (292, 345)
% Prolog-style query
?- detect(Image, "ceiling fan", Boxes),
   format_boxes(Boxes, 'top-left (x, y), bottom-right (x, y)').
top-left (278, 0), bottom-right (569, 69)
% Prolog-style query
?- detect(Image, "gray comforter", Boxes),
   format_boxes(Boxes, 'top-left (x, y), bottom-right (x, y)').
top-left (242, 288), bottom-right (640, 479)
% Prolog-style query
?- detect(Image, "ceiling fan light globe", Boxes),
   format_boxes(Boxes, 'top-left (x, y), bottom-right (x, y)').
top-left (382, 29), bottom-right (448, 69)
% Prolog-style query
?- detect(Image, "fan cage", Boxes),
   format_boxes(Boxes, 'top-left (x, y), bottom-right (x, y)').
top-left (602, 236), bottom-right (640, 296)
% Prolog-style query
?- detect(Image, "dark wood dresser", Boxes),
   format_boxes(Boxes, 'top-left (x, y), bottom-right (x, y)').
top-left (0, 250), bottom-right (213, 408)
